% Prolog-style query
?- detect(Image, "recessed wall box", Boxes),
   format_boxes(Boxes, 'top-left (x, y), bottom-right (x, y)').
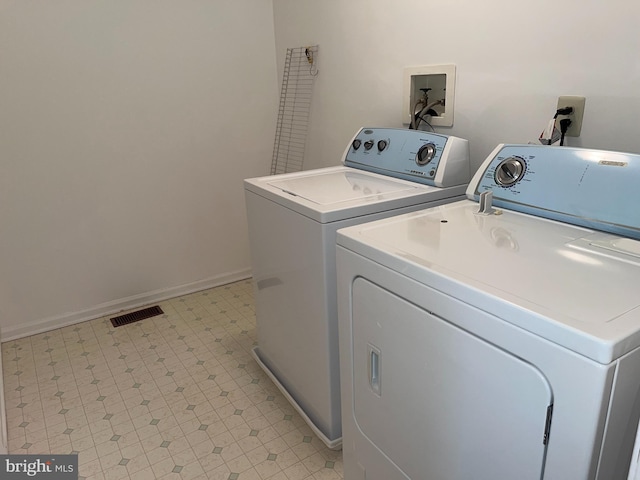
top-left (403, 64), bottom-right (456, 127)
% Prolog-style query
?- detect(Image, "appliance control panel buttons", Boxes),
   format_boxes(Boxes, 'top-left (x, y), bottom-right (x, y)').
top-left (343, 127), bottom-right (470, 187)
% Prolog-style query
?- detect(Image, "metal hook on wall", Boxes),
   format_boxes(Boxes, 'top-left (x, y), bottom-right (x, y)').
top-left (305, 47), bottom-right (319, 76)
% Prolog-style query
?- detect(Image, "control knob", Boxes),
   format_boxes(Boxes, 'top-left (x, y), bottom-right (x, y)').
top-left (352, 139), bottom-right (362, 150)
top-left (364, 140), bottom-right (374, 151)
top-left (494, 156), bottom-right (526, 187)
top-left (416, 143), bottom-right (437, 166)
top-left (377, 140), bottom-right (388, 152)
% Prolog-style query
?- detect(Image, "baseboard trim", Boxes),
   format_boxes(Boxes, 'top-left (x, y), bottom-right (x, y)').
top-left (1, 269), bottom-right (252, 342)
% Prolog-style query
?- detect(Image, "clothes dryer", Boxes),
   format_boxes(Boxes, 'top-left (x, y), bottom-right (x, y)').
top-left (244, 127), bottom-right (470, 448)
top-left (337, 144), bottom-right (640, 479)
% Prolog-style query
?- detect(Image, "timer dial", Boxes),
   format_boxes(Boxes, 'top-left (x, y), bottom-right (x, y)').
top-left (494, 156), bottom-right (526, 187)
top-left (416, 143), bottom-right (437, 166)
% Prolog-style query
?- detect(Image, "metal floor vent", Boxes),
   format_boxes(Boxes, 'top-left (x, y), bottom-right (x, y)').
top-left (111, 305), bottom-right (163, 328)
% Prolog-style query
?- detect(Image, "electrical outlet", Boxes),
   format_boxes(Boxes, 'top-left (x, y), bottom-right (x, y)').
top-left (556, 96), bottom-right (586, 137)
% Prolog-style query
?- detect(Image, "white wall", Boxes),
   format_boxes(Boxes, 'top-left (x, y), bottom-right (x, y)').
top-left (272, 0), bottom-right (640, 172)
top-left (3, 0), bottom-right (639, 340)
top-left (0, 1), bottom-right (279, 340)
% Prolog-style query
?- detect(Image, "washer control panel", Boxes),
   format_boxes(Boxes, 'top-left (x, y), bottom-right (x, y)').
top-left (469, 144), bottom-right (640, 239)
top-left (344, 127), bottom-right (470, 187)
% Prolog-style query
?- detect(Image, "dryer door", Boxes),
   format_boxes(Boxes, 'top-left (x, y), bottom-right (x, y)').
top-left (351, 278), bottom-right (552, 480)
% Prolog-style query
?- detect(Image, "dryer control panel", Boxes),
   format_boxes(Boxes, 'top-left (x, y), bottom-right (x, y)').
top-left (343, 127), bottom-right (470, 188)
top-left (469, 144), bottom-right (640, 240)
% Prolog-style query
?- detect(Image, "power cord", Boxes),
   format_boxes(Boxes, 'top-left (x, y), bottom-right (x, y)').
top-left (556, 106), bottom-right (574, 146)
top-left (555, 106), bottom-right (573, 118)
top-left (539, 106), bottom-right (574, 146)
top-left (559, 119), bottom-right (572, 146)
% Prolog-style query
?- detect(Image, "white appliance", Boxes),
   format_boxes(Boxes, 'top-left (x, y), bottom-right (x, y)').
top-left (245, 127), bottom-right (470, 448)
top-left (337, 144), bottom-right (640, 479)
top-left (630, 424), bottom-right (640, 480)
top-left (0, 325), bottom-right (7, 454)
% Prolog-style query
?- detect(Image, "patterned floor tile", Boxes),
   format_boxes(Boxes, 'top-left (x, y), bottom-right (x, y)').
top-left (2, 280), bottom-right (343, 479)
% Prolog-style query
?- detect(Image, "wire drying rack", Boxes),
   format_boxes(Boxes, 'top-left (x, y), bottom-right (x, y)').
top-left (270, 45), bottom-right (319, 175)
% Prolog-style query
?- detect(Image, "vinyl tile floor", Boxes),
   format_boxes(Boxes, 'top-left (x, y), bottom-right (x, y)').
top-left (2, 280), bottom-right (344, 480)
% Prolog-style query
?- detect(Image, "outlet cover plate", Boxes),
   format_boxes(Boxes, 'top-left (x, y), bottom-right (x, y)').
top-left (556, 96), bottom-right (586, 137)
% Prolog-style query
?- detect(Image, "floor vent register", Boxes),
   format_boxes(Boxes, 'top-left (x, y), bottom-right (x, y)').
top-left (110, 305), bottom-right (164, 328)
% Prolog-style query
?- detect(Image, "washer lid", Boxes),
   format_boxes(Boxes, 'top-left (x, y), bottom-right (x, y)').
top-left (337, 200), bottom-right (640, 364)
top-left (245, 166), bottom-right (464, 223)
top-left (267, 170), bottom-right (416, 205)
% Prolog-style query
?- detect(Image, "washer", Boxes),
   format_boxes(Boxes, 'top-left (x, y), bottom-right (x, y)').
top-left (244, 127), bottom-right (470, 448)
top-left (337, 144), bottom-right (640, 479)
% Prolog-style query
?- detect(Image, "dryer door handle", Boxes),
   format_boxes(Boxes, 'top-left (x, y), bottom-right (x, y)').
top-left (368, 344), bottom-right (382, 396)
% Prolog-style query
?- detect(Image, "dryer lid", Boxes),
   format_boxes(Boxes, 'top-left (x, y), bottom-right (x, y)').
top-left (337, 200), bottom-right (640, 364)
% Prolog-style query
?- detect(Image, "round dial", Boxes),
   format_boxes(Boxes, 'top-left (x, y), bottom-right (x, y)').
top-left (377, 140), bottom-right (388, 152)
top-left (364, 140), bottom-right (374, 151)
top-left (416, 143), bottom-right (437, 166)
top-left (494, 156), bottom-right (526, 187)
top-left (352, 139), bottom-right (362, 150)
